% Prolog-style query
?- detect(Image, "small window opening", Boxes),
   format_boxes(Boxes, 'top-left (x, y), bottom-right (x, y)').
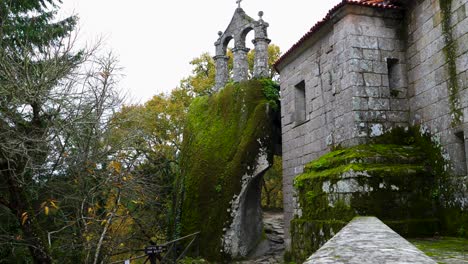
top-left (387, 58), bottom-right (399, 95)
top-left (294, 81), bottom-right (306, 124)
top-left (455, 131), bottom-right (467, 175)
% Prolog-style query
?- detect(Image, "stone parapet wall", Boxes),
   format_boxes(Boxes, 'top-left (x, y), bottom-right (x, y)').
top-left (304, 217), bottom-right (436, 264)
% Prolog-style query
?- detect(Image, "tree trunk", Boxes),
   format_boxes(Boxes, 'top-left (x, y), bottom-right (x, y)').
top-left (262, 178), bottom-right (272, 208)
top-left (6, 170), bottom-right (52, 264)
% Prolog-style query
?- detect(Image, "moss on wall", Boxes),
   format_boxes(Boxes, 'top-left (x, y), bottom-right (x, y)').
top-left (410, 236), bottom-right (468, 263)
top-left (439, 0), bottom-right (463, 126)
top-left (288, 127), bottom-right (458, 263)
top-left (289, 219), bottom-right (347, 262)
top-left (176, 79), bottom-right (279, 261)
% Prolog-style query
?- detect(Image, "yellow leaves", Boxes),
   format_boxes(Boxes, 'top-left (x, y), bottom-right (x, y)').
top-left (50, 200), bottom-right (58, 209)
top-left (41, 200), bottom-right (59, 215)
top-left (101, 219), bottom-right (107, 226)
top-left (88, 207), bottom-right (93, 214)
top-left (131, 200), bottom-right (143, 205)
top-left (113, 183), bottom-right (123, 188)
top-left (109, 161), bottom-right (122, 174)
top-left (21, 212), bottom-right (28, 225)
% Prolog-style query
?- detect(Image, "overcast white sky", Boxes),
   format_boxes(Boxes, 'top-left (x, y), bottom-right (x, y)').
top-left (59, 0), bottom-right (341, 103)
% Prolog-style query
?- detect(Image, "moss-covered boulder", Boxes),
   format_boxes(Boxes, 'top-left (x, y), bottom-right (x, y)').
top-left (289, 128), bottom-right (446, 263)
top-left (176, 79), bottom-right (279, 261)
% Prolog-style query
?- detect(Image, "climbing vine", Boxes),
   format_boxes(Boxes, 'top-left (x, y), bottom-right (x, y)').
top-left (439, 0), bottom-right (463, 126)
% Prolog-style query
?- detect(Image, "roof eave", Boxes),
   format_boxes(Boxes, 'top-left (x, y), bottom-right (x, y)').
top-left (274, 0), bottom-right (404, 73)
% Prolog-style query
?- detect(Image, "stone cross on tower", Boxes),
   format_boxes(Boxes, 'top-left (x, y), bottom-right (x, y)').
top-left (236, 0), bottom-right (242, 8)
top-left (213, 7), bottom-right (271, 92)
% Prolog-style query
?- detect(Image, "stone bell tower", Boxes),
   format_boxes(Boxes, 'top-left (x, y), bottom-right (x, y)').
top-left (213, 6), bottom-right (270, 91)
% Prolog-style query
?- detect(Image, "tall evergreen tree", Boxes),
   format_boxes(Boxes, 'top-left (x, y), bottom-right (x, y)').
top-left (0, 0), bottom-right (79, 263)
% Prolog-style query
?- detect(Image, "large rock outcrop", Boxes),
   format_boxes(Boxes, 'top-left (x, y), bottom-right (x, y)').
top-left (176, 79), bottom-right (280, 261)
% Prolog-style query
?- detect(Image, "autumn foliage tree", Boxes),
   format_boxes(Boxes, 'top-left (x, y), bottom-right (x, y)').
top-left (0, 1), bottom-right (283, 261)
top-left (181, 44), bottom-right (281, 95)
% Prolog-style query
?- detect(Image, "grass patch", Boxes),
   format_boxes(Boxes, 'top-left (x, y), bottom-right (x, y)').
top-left (410, 237), bottom-right (468, 263)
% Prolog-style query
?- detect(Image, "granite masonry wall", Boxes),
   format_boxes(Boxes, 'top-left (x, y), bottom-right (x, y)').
top-left (279, 0), bottom-right (468, 249)
top-left (279, 5), bottom-right (409, 248)
top-left (407, 0), bottom-right (468, 176)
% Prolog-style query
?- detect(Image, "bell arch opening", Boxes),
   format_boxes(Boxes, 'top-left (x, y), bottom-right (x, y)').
top-left (213, 8), bottom-right (270, 91)
top-left (239, 27), bottom-right (254, 48)
top-left (221, 35), bottom-right (234, 56)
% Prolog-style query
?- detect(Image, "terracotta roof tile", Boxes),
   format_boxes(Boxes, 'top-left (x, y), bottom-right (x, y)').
top-left (274, 0), bottom-right (403, 71)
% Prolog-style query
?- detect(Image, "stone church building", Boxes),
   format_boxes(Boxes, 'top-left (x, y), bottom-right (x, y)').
top-left (274, 0), bottom-right (468, 248)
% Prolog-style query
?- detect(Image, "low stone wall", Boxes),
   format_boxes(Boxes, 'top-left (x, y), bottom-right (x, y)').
top-left (288, 130), bottom-right (442, 263)
top-left (304, 217), bottom-right (436, 264)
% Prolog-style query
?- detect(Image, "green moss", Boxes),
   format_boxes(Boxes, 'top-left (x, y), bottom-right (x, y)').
top-left (297, 163), bottom-right (426, 183)
top-left (410, 237), bottom-right (468, 263)
top-left (411, 237), bottom-right (468, 253)
top-left (290, 219), bottom-right (347, 262)
top-left (288, 126), bottom-right (456, 262)
top-left (301, 144), bottom-right (424, 174)
top-left (176, 79), bottom-right (279, 261)
top-left (439, 0), bottom-right (463, 126)
top-left (440, 207), bottom-right (468, 238)
top-left (259, 78), bottom-right (280, 111)
top-left (380, 127), bottom-right (468, 238)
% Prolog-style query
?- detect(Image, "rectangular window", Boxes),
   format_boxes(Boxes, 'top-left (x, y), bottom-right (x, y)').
top-left (294, 81), bottom-right (306, 124)
top-left (387, 58), bottom-right (399, 91)
top-left (455, 131), bottom-right (467, 175)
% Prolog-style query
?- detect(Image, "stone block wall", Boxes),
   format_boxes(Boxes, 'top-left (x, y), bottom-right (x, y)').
top-left (406, 0), bottom-right (468, 176)
top-left (344, 8), bottom-right (409, 140)
top-left (279, 15), bottom-right (347, 248)
top-left (279, 5), bottom-right (410, 248)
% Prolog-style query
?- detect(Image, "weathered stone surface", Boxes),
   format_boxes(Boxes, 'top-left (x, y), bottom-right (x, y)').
top-left (277, 0), bottom-right (468, 249)
top-left (233, 211), bottom-right (285, 264)
top-left (178, 80), bottom-right (279, 261)
top-left (304, 217), bottom-right (437, 264)
top-left (277, 6), bottom-right (410, 247)
top-left (222, 151), bottom-right (268, 258)
top-left (287, 130), bottom-right (445, 263)
top-left (213, 8), bottom-right (270, 90)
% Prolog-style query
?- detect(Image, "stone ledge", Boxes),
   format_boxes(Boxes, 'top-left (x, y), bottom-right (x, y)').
top-left (304, 217), bottom-right (436, 264)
